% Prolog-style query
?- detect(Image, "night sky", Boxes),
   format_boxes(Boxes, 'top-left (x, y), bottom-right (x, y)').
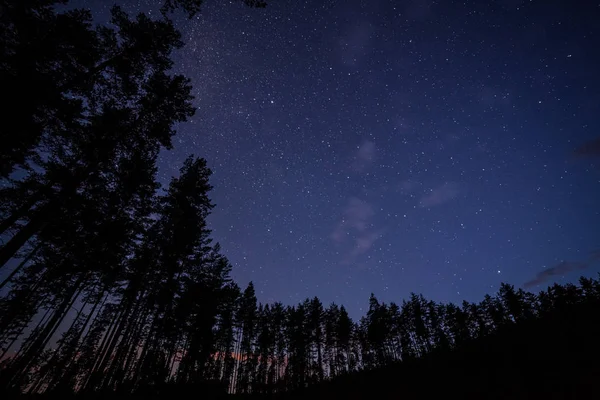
top-left (79, 0), bottom-right (599, 318)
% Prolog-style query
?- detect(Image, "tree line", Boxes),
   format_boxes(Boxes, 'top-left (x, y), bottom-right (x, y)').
top-left (2, 0), bottom-right (600, 397)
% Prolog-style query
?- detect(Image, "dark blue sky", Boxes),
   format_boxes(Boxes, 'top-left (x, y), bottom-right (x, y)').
top-left (82, 0), bottom-right (600, 318)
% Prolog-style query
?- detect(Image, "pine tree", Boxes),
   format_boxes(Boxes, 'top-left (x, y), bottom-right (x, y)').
top-left (0, 5), bottom-right (194, 269)
top-left (0, 1), bottom-right (98, 176)
top-left (307, 297), bottom-right (324, 382)
top-left (234, 282), bottom-right (257, 394)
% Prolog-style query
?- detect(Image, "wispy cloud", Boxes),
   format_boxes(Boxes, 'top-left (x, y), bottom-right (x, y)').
top-left (352, 140), bottom-right (376, 172)
top-left (573, 137), bottom-right (600, 158)
top-left (331, 197), bottom-right (373, 243)
top-left (357, 140), bottom-right (375, 162)
top-left (349, 230), bottom-right (384, 260)
top-left (524, 250), bottom-right (600, 288)
top-left (419, 182), bottom-right (460, 207)
top-left (331, 197), bottom-right (382, 264)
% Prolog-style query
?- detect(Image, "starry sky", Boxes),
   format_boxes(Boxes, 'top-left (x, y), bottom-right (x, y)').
top-left (79, 0), bottom-right (600, 318)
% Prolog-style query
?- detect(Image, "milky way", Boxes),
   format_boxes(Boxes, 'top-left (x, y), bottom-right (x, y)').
top-left (78, 0), bottom-right (600, 317)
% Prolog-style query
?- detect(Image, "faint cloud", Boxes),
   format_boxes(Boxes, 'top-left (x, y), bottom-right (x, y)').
top-left (524, 250), bottom-right (600, 288)
top-left (419, 182), bottom-right (460, 207)
top-left (573, 137), bottom-right (600, 158)
top-left (331, 197), bottom-right (382, 264)
top-left (349, 230), bottom-right (385, 261)
top-left (352, 140), bottom-right (376, 172)
top-left (357, 141), bottom-right (375, 162)
top-left (331, 197), bottom-right (373, 242)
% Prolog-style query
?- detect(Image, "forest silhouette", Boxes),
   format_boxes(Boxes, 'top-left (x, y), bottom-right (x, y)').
top-left (1, 1), bottom-right (599, 399)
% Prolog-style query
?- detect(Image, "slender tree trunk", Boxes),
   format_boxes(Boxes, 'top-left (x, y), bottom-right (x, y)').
top-left (168, 338), bottom-right (180, 378)
top-left (0, 334), bottom-right (20, 362)
top-left (317, 340), bottom-right (323, 381)
top-left (82, 302), bottom-right (129, 391)
top-left (28, 291), bottom-right (91, 394)
top-left (86, 271), bottom-right (151, 390)
top-left (7, 306), bottom-right (53, 363)
top-left (79, 305), bottom-right (123, 392)
top-left (6, 276), bottom-right (85, 389)
top-left (0, 204), bottom-right (52, 269)
top-left (0, 266), bottom-right (49, 336)
top-left (0, 306), bottom-right (52, 362)
top-left (130, 309), bottom-right (161, 386)
top-left (0, 161), bottom-right (94, 270)
top-left (0, 192), bottom-right (41, 236)
top-left (0, 242), bottom-right (41, 290)
top-left (109, 301), bottom-right (150, 389)
top-left (52, 290), bottom-right (107, 392)
top-left (231, 325), bottom-right (243, 393)
top-left (107, 295), bottom-right (154, 390)
top-left (176, 335), bottom-right (190, 384)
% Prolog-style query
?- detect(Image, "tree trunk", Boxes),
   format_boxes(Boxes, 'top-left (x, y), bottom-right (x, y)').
top-left (0, 242), bottom-right (41, 290)
top-left (83, 304), bottom-right (131, 391)
top-left (0, 203), bottom-right (53, 269)
top-left (108, 300), bottom-right (150, 389)
top-left (0, 161), bottom-right (95, 270)
top-left (7, 305), bottom-right (53, 362)
top-left (0, 191), bottom-right (43, 236)
top-left (80, 306), bottom-right (124, 392)
top-left (27, 293), bottom-right (89, 394)
top-left (6, 275), bottom-right (85, 389)
top-left (51, 290), bottom-right (107, 392)
top-left (0, 306), bottom-right (51, 362)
